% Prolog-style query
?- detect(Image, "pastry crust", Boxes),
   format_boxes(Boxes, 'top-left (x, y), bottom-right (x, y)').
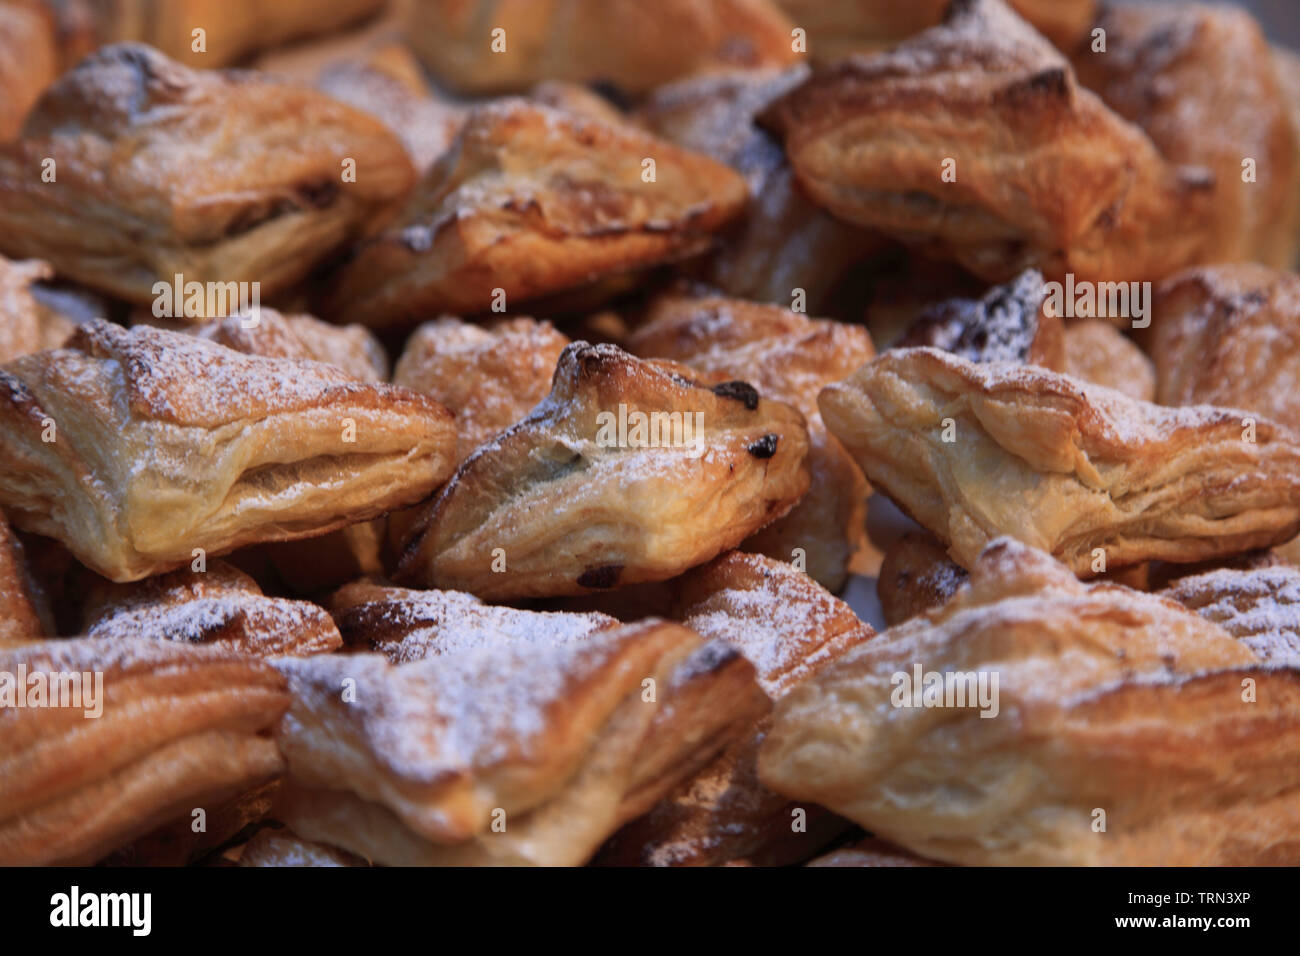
top-left (83, 561), bottom-right (343, 658)
top-left (596, 552), bottom-right (873, 866)
top-left (272, 618), bottom-right (769, 866)
top-left (1061, 318), bottom-right (1154, 402)
top-left (409, 0), bottom-right (798, 95)
top-left (397, 342), bottom-right (812, 599)
top-left (236, 827), bottom-right (367, 867)
top-left (805, 836), bottom-right (943, 867)
top-left (0, 509), bottom-right (45, 646)
top-left (764, 0), bottom-right (1212, 285)
top-left (1147, 264), bottom-right (1300, 437)
top-left (1072, 2), bottom-right (1299, 270)
top-left (0, 636), bottom-right (289, 865)
top-left (0, 44), bottom-right (415, 306)
top-left (0, 257), bottom-right (72, 364)
top-left (0, 320), bottom-right (458, 582)
top-left (759, 537), bottom-right (1300, 865)
top-left (0, 1), bottom-right (57, 141)
top-left (326, 99), bottom-right (748, 329)
top-left (877, 531), bottom-right (968, 627)
top-left (629, 293), bottom-right (872, 589)
top-left (393, 316), bottom-right (570, 463)
top-left (1160, 566), bottom-right (1300, 664)
top-left (819, 346), bottom-right (1300, 575)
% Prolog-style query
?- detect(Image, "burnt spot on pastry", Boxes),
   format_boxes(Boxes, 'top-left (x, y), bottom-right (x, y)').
top-left (747, 434), bottom-right (778, 459)
top-left (578, 564), bottom-right (623, 589)
top-left (709, 380), bottom-right (759, 410)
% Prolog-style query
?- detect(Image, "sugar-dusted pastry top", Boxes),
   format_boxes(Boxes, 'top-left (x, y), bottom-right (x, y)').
top-left (1061, 318), bottom-right (1155, 402)
top-left (820, 346), bottom-right (1300, 574)
top-left (1161, 565), bottom-right (1300, 664)
top-left (185, 309), bottom-right (390, 383)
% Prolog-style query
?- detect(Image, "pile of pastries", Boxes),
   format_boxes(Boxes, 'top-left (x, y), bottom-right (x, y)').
top-left (1, 0), bottom-right (1299, 867)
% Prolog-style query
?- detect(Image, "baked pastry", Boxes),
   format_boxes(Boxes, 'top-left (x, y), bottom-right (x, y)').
top-left (272, 617), bottom-right (769, 865)
top-left (1061, 318), bottom-right (1155, 402)
top-left (409, 0), bottom-right (798, 95)
top-left (640, 67), bottom-right (884, 311)
top-left (759, 537), bottom-right (1300, 865)
top-left (105, 780), bottom-right (281, 867)
top-left (805, 836), bottom-right (943, 867)
top-left (596, 552), bottom-right (874, 866)
top-left (892, 269), bottom-right (1063, 370)
top-left (0, 320), bottom-right (457, 582)
top-left (0, 1), bottom-right (57, 141)
top-left (236, 827), bottom-right (367, 867)
top-left (1072, 2), bottom-right (1299, 270)
top-left (0, 257), bottom-right (72, 364)
top-left (83, 561), bottom-right (343, 657)
top-left (763, 0), bottom-right (1211, 285)
top-left (819, 346), bottom-right (1300, 575)
top-left (628, 293), bottom-right (872, 589)
top-left (0, 509), bottom-right (45, 646)
top-left (528, 81), bottom-right (627, 127)
top-left (326, 99), bottom-right (748, 329)
top-left (1146, 264), bottom-right (1300, 436)
top-left (392, 316), bottom-right (570, 463)
top-left (0, 44), bottom-right (415, 307)
top-left (877, 531), bottom-right (968, 626)
top-left (1160, 565), bottom-right (1300, 664)
top-left (0, 636), bottom-right (289, 865)
top-left (330, 579), bottom-right (620, 663)
top-left (397, 342), bottom-right (811, 599)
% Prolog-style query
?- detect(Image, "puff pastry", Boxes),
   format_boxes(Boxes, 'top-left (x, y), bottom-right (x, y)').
top-left (1147, 264), bottom-right (1300, 437)
top-left (805, 836), bottom-right (943, 868)
top-left (1072, 2), bottom-right (1299, 270)
top-left (0, 44), bottom-right (415, 306)
top-left (409, 0), bottom-right (798, 95)
top-left (1160, 565), bottom-right (1300, 665)
top-left (877, 531), bottom-right (968, 627)
top-left (596, 552), bottom-right (873, 866)
top-left (0, 509), bottom-right (45, 646)
top-left (1061, 318), bottom-right (1155, 402)
top-left (763, 0), bottom-right (1211, 285)
top-left (819, 346), bottom-right (1300, 575)
top-left (0, 256), bottom-right (72, 364)
top-left (640, 67), bottom-right (885, 311)
top-left (0, 636), bottom-right (288, 865)
top-left (397, 342), bottom-right (811, 599)
top-left (628, 293), bottom-right (871, 589)
top-left (759, 537), bottom-right (1300, 865)
top-left (0, 1), bottom-right (57, 141)
top-left (326, 99), bottom-right (748, 329)
top-left (83, 561), bottom-right (343, 658)
top-left (272, 617), bottom-right (769, 866)
top-left (0, 320), bottom-right (457, 582)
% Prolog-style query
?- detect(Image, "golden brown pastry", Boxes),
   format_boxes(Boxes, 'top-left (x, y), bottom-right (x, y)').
top-left (0, 44), bottom-right (415, 307)
top-left (596, 552), bottom-right (873, 866)
top-left (272, 617), bottom-right (769, 866)
top-left (392, 316), bottom-right (570, 463)
top-left (0, 1), bottom-right (57, 141)
top-left (83, 561), bottom-right (343, 657)
top-left (639, 67), bottom-right (884, 311)
top-left (893, 269), bottom-right (1063, 370)
top-left (326, 99), bottom-right (748, 329)
top-left (105, 780), bottom-right (280, 866)
top-left (1160, 565), bottom-right (1300, 664)
top-left (0, 320), bottom-right (457, 582)
top-left (409, 0), bottom-right (798, 95)
top-left (0, 636), bottom-right (289, 865)
top-left (877, 531), bottom-right (968, 626)
top-left (805, 836), bottom-right (943, 867)
top-left (764, 0), bottom-right (1211, 285)
top-left (0, 256), bottom-right (72, 364)
top-left (1147, 264), bottom-right (1300, 436)
top-left (1072, 2), bottom-right (1299, 270)
top-left (528, 81), bottom-right (627, 127)
top-left (397, 342), bottom-right (811, 599)
top-left (759, 537), bottom-right (1300, 865)
top-left (236, 827), bottom-right (367, 867)
top-left (1061, 318), bottom-right (1155, 402)
top-left (0, 509), bottom-right (45, 646)
top-left (628, 293), bottom-right (871, 589)
top-left (819, 347), bottom-right (1300, 575)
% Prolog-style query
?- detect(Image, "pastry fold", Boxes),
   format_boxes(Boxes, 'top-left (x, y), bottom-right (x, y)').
top-left (0, 44), bottom-right (414, 306)
top-left (0, 637), bottom-right (288, 865)
top-left (272, 616), bottom-right (769, 866)
top-left (0, 320), bottom-right (458, 582)
top-left (819, 346), bottom-right (1300, 575)
top-left (758, 538), bottom-right (1300, 865)
top-left (326, 99), bottom-right (748, 329)
top-left (398, 342), bottom-right (811, 599)
top-left (763, 0), bottom-right (1210, 285)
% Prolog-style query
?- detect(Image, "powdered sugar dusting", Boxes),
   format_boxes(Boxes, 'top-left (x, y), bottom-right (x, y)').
top-left (1162, 567), bottom-right (1300, 663)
